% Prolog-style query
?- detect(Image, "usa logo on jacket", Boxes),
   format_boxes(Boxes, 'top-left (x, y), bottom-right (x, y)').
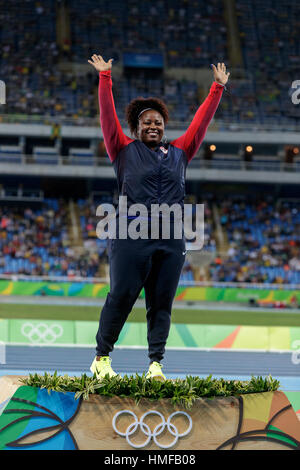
top-left (160, 146), bottom-right (168, 154)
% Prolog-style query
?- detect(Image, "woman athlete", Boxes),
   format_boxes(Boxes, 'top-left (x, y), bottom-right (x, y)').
top-left (88, 54), bottom-right (230, 381)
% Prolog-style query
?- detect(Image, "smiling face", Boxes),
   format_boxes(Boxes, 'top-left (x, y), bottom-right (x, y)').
top-left (136, 110), bottom-right (164, 148)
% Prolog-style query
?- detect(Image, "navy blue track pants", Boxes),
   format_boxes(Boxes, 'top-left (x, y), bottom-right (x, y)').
top-left (95, 235), bottom-right (186, 363)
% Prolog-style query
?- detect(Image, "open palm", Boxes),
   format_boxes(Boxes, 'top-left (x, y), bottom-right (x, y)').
top-left (211, 63), bottom-right (230, 85)
top-left (88, 54), bottom-right (113, 72)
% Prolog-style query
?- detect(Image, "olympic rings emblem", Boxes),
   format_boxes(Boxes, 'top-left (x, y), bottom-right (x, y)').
top-left (112, 410), bottom-right (192, 449)
top-left (21, 322), bottom-right (63, 344)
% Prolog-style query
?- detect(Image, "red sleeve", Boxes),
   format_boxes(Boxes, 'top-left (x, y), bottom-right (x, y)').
top-left (98, 71), bottom-right (133, 162)
top-left (170, 82), bottom-right (224, 162)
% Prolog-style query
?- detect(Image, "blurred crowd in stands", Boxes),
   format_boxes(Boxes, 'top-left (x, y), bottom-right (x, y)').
top-left (0, 0), bottom-right (300, 284)
top-left (233, 0), bottom-right (300, 126)
top-left (210, 197), bottom-right (300, 284)
top-left (70, 0), bottom-right (227, 67)
top-left (0, 199), bottom-right (102, 278)
top-left (1, 0), bottom-right (299, 126)
top-left (0, 193), bottom-right (299, 284)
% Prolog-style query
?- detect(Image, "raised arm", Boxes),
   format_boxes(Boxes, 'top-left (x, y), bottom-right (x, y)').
top-left (171, 63), bottom-right (230, 163)
top-left (88, 54), bottom-right (133, 162)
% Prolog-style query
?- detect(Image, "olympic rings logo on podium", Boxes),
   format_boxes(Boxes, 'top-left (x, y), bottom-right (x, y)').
top-left (21, 322), bottom-right (64, 344)
top-left (112, 410), bottom-right (192, 449)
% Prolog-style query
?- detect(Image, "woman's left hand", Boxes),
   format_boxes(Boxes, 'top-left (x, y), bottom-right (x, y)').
top-left (211, 63), bottom-right (230, 85)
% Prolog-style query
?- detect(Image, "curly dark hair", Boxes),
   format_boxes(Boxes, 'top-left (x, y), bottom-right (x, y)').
top-left (125, 97), bottom-right (169, 135)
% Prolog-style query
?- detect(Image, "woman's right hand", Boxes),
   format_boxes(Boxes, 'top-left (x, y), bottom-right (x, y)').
top-left (88, 54), bottom-right (113, 72)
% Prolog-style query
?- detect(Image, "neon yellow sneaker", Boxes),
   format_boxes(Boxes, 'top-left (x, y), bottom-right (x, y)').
top-left (146, 362), bottom-right (166, 382)
top-left (90, 356), bottom-right (118, 380)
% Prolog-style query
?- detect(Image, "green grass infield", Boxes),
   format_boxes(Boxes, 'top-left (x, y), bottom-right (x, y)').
top-left (0, 302), bottom-right (300, 326)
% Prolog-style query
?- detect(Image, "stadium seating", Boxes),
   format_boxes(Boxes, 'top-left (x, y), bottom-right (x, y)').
top-left (235, 0), bottom-right (300, 127)
top-left (1, 0), bottom-right (299, 128)
top-left (33, 147), bottom-right (59, 165)
top-left (68, 148), bottom-right (95, 166)
top-left (69, 0), bottom-right (228, 67)
top-left (0, 146), bottom-right (23, 164)
top-left (0, 198), bottom-right (102, 278)
top-left (0, 2), bottom-right (299, 285)
top-left (0, 192), bottom-right (299, 284)
top-left (214, 196), bottom-right (300, 284)
top-left (0, 0), bottom-right (231, 127)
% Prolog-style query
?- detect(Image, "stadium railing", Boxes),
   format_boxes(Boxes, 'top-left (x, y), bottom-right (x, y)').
top-left (1, 114), bottom-right (300, 133)
top-left (1, 155), bottom-right (298, 173)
